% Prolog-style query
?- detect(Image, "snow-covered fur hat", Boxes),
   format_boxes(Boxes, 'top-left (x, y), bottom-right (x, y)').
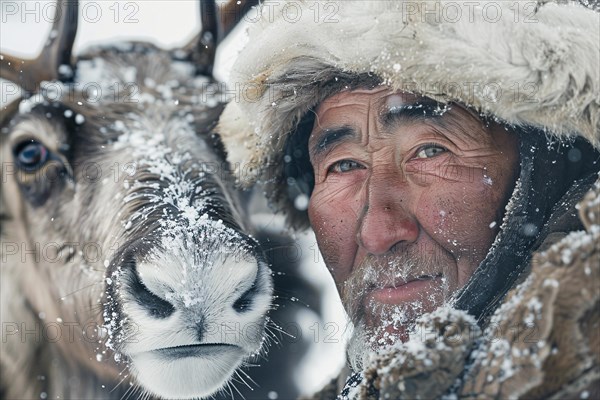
top-left (218, 0), bottom-right (599, 228)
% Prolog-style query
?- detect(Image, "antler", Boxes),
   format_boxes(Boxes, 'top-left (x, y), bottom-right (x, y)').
top-left (0, 0), bottom-right (78, 92)
top-left (193, 0), bottom-right (219, 76)
top-left (189, 0), bottom-right (259, 76)
top-left (219, 0), bottom-right (258, 39)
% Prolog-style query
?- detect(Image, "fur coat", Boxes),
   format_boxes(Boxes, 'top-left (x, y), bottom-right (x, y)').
top-left (216, 1), bottom-right (600, 398)
top-left (305, 183), bottom-right (599, 399)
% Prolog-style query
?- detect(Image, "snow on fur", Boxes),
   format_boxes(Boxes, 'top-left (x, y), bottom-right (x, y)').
top-left (217, 0), bottom-right (599, 217)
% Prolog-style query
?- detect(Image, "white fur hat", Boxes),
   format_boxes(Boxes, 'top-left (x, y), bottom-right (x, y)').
top-left (217, 0), bottom-right (599, 227)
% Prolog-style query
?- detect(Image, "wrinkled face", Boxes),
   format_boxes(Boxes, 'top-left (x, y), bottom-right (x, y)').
top-left (307, 88), bottom-right (519, 354)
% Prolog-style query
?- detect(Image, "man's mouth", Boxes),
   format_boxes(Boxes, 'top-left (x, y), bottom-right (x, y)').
top-left (365, 273), bottom-right (444, 305)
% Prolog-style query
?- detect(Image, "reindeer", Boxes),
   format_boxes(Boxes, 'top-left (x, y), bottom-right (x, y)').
top-left (0, 1), bottom-right (286, 399)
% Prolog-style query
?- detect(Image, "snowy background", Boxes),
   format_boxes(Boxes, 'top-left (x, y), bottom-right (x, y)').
top-left (0, 0), bottom-right (348, 396)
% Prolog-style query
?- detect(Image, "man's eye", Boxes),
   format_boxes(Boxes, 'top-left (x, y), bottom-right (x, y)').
top-left (328, 159), bottom-right (364, 173)
top-left (415, 144), bottom-right (447, 159)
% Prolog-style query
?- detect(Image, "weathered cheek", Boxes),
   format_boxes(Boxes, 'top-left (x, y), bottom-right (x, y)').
top-left (447, 184), bottom-right (500, 256)
top-left (417, 190), bottom-right (457, 237)
top-left (308, 191), bottom-right (356, 281)
top-left (421, 187), bottom-right (489, 253)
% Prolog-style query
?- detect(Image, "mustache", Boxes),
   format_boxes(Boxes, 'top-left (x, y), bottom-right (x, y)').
top-left (340, 251), bottom-right (443, 324)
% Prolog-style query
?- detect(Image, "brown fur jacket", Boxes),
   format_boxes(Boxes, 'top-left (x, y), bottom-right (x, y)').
top-left (306, 178), bottom-right (599, 399)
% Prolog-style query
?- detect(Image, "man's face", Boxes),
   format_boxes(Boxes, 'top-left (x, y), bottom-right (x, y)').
top-left (307, 88), bottom-right (519, 349)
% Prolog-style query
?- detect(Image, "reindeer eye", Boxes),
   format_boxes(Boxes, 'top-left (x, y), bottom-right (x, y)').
top-left (14, 141), bottom-right (49, 171)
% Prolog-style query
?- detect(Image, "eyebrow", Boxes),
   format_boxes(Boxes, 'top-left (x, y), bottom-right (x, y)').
top-left (309, 99), bottom-right (450, 157)
top-left (379, 99), bottom-right (446, 130)
top-left (310, 125), bottom-right (357, 157)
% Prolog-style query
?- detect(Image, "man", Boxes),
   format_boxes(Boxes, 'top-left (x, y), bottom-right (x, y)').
top-left (218, 1), bottom-right (599, 398)
top-left (306, 89), bottom-right (520, 348)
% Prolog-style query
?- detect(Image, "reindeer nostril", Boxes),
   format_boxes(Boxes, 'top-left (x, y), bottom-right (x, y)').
top-left (146, 298), bottom-right (175, 319)
top-left (129, 270), bottom-right (175, 319)
top-left (233, 284), bottom-right (258, 313)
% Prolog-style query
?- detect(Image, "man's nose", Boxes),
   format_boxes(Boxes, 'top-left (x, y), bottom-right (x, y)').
top-left (356, 171), bottom-right (419, 255)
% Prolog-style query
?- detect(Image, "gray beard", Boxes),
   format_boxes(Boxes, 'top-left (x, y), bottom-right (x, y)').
top-left (346, 321), bottom-right (369, 372)
top-left (341, 252), bottom-right (453, 371)
top-left (345, 302), bottom-right (423, 371)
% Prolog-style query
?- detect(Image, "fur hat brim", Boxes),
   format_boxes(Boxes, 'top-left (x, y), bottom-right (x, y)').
top-left (218, 0), bottom-right (599, 228)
